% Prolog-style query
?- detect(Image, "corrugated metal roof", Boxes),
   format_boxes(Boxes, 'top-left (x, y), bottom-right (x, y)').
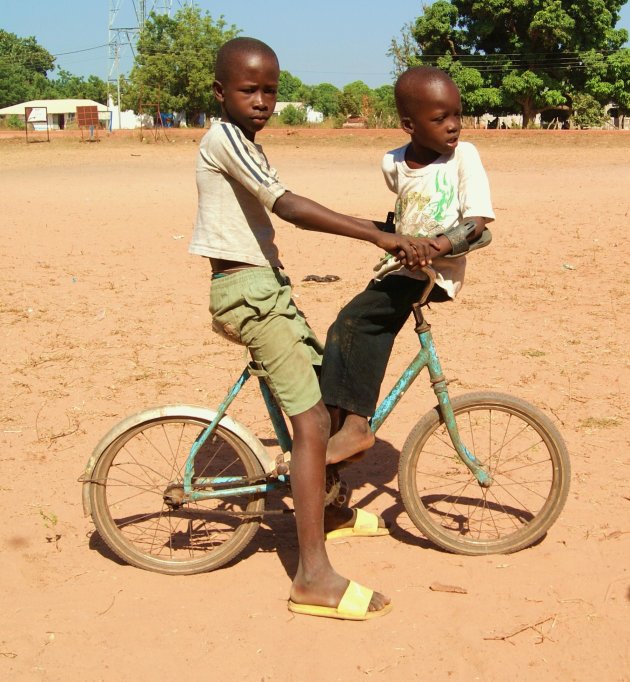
top-left (0, 99), bottom-right (108, 116)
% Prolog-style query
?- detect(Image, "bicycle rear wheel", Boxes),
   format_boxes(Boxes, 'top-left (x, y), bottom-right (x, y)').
top-left (89, 412), bottom-right (265, 575)
top-left (399, 392), bottom-right (570, 555)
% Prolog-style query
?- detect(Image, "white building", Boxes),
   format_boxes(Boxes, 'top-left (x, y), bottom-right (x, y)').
top-left (107, 96), bottom-right (154, 130)
top-left (273, 102), bottom-right (324, 123)
top-left (0, 99), bottom-right (109, 130)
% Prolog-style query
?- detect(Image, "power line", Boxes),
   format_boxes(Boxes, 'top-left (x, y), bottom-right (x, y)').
top-left (0, 43), bottom-right (624, 78)
top-left (54, 44), bottom-right (109, 57)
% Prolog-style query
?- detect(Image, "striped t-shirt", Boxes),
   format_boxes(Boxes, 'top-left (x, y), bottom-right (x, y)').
top-left (189, 122), bottom-right (287, 267)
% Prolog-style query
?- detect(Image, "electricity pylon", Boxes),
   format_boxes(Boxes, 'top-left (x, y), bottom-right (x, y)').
top-left (107, 0), bottom-right (192, 123)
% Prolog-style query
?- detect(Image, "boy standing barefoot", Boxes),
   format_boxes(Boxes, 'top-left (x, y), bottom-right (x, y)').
top-left (321, 66), bottom-right (495, 464)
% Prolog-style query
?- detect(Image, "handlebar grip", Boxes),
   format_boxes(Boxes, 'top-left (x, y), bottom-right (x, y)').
top-left (374, 212), bottom-right (396, 233)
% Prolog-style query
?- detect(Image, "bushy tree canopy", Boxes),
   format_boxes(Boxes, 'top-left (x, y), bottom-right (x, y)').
top-left (339, 80), bottom-right (373, 117)
top-left (51, 69), bottom-right (108, 103)
top-left (279, 103), bottom-right (307, 125)
top-left (390, 0), bottom-right (630, 127)
top-left (0, 30), bottom-right (111, 109)
top-left (304, 82), bottom-right (341, 117)
top-left (0, 29), bottom-right (54, 75)
top-left (124, 5), bottom-right (239, 123)
top-left (0, 29), bottom-right (56, 108)
top-left (278, 70), bottom-right (305, 101)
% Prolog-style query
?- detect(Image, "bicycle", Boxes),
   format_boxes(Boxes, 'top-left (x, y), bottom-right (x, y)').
top-left (80, 253), bottom-right (571, 576)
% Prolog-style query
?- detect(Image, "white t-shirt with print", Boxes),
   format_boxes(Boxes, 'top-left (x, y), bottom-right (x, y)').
top-left (375, 141), bottom-right (494, 299)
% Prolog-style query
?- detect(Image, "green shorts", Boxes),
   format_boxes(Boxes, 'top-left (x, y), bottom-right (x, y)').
top-left (210, 267), bottom-right (324, 417)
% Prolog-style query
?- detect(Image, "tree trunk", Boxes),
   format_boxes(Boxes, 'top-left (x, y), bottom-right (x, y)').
top-left (521, 99), bottom-right (535, 129)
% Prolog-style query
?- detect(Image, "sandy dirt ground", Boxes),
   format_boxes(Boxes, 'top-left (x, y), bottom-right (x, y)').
top-left (1, 127), bottom-right (629, 681)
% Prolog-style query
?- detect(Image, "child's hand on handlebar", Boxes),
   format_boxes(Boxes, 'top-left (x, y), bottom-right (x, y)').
top-left (408, 236), bottom-right (441, 268)
top-left (378, 233), bottom-right (440, 269)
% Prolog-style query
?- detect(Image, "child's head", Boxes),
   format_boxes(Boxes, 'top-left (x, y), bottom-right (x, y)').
top-left (395, 66), bottom-right (462, 162)
top-left (213, 37), bottom-right (279, 141)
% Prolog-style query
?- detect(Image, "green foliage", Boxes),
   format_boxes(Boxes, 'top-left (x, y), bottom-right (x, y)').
top-left (570, 92), bottom-right (608, 128)
top-left (125, 5), bottom-right (239, 124)
top-left (279, 104), bottom-right (307, 125)
top-left (278, 70), bottom-right (304, 101)
top-left (0, 30), bottom-right (56, 108)
top-left (413, 0), bottom-right (461, 55)
top-left (49, 69), bottom-right (109, 104)
top-left (6, 114), bottom-right (25, 130)
top-left (304, 82), bottom-right (341, 117)
top-left (606, 47), bottom-right (630, 113)
top-left (392, 0), bottom-right (630, 127)
top-left (436, 53), bottom-right (504, 115)
top-left (369, 84), bottom-right (399, 127)
top-left (584, 47), bottom-right (630, 116)
top-left (339, 80), bottom-right (373, 117)
top-left (502, 70), bottom-right (566, 126)
top-left (0, 29), bottom-right (55, 75)
top-left (388, 22), bottom-right (423, 78)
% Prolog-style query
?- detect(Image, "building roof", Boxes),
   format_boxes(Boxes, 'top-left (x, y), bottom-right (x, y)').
top-left (274, 101), bottom-right (304, 113)
top-left (0, 99), bottom-right (108, 116)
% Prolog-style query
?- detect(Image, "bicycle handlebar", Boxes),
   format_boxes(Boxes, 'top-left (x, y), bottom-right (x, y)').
top-left (417, 265), bottom-right (437, 306)
top-left (374, 214), bottom-right (492, 306)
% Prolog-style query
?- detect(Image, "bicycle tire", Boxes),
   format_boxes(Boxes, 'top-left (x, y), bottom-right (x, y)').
top-left (399, 392), bottom-right (570, 555)
top-left (89, 412), bottom-right (265, 575)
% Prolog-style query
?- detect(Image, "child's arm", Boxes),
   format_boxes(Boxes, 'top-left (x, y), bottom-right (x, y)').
top-left (273, 192), bottom-right (438, 267)
top-left (428, 216), bottom-right (489, 258)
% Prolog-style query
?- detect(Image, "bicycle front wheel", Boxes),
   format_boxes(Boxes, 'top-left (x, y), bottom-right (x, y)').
top-left (399, 392), bottom-right (570, 555)
top-left (89, 412), bottom-right (265, 575)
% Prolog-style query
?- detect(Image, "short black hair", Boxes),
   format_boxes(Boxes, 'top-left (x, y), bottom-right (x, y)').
top-left (394, 66), bottom-right (457, 116)
top-left (215, 37), bottom-right (279, 84)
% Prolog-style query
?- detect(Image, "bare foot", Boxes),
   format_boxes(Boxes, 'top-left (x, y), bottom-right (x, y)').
top-left (326, 415), bottom-right (375, 465)
top-left (290, 567), bottom-right (390, 613)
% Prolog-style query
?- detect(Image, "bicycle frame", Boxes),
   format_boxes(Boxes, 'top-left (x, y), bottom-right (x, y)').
top-left (371, 301), bottom-right (492, 487)
top-left (182, 368), bottom-right (291, 501)
top-left (182, 296), bottom-right (491, 502)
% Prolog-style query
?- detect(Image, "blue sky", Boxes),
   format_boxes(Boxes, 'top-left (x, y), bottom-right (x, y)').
top-left (2, 0), bottom-right (630, 88)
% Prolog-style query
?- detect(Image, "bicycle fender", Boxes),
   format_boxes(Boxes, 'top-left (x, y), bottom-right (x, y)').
top-left (79, 404), bottom-right (276, 517)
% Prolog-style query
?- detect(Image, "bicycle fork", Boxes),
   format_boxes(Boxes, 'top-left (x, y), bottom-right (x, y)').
top-left (371, 303), bottom-right (492, 488)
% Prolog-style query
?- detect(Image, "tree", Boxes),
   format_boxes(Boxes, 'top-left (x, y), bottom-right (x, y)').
top-left (125, 5), bottom-right (239, 123)
top-left (434, 53), bottom-right (503, 117)
top-left (304, 82), bottom-right (341, 117)
top-left (371, 84), bottom-right (399, 127)
top-left (391, 0), bottom-right (629, 127)
top-left (570, 92), bottom-right (608, 128)
top-left (582, 47), bottom-right (630, 124)
top-left (0, 30), bottom-right (55, 108)
top-left (280, 104), bottom-right (307, 125)
top-left (0, 29), bottom-right (54, 75)
top-left (277, 70), bottom-right (304, 101)
top-left (339, 80), bottom-right (374, 117)
top-left (606, 48), bottom-right (630, 123)
top-left (50, 69), bottom-right (108, 104)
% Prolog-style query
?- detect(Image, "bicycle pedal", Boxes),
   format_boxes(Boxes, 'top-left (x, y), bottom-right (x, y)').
top-left (273, 453), bottom-right (290, 477)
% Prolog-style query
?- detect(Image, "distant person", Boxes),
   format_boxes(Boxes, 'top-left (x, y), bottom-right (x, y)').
top-left (320, 66), bottom-right (495, 465)
top-left (189, 37), bottom-right (433, 620)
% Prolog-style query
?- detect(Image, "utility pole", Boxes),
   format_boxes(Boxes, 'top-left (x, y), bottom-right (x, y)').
top-left (107, 1), bottom-right (192, 129)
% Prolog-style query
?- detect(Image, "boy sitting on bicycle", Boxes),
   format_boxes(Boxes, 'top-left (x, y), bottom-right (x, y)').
top-left (320, 66), bottom-right (495, 464)
top-left (189, 37), bottom-right (434, 620)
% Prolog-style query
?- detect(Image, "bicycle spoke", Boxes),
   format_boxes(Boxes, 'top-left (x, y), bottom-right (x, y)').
top-left (401, 394), bottom-right (568, 553)
top-left (91, 415), bottom-right (264, 572)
